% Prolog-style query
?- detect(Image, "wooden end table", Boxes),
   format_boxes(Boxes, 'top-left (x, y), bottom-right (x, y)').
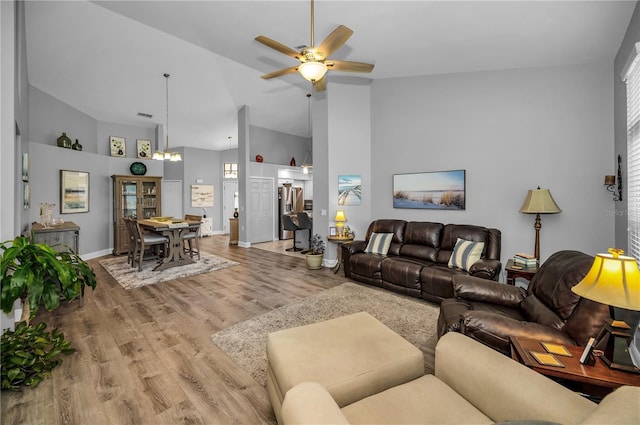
top-left (327, 235), bottom-right (355, 274)
top-left (505, 259), bottom-right (538, 286)
top-left (510, 336), bottom-right (640, 399)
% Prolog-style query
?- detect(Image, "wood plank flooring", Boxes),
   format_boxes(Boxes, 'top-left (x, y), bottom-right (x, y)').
top-left (1, 236), bottom-right (345, 425)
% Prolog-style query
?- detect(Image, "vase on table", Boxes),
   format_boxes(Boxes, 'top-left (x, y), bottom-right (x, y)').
top-left (39, 203), bottom-right (55, 228)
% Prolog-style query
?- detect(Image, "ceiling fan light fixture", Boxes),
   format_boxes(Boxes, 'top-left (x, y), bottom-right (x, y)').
top-left (298, 61), bottom-right (327, 82)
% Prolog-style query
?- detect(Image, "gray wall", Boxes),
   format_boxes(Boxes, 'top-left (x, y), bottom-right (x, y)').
top-left (29, 86), bottom-right (98, 152)
top-left (369, 63), bottom-right (615, 266)
top-left (181, 147), bottom-right (222, 225)
top-left (27, 88), bottom-right (164, 257)
top-left (614, 2), bottom-right (640, 251)
top-left (250, 125), bottom-right (310, 166)
top-left (324, 82), bottom-right (372, 264)
top-left (28, 142), bottom-right (164, 256)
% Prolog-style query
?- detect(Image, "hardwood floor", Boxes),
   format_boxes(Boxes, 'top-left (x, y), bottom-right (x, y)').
top-left (1, 236), bottom-right (345, 425)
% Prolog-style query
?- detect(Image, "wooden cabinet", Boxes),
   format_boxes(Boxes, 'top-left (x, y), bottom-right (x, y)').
top-left (31, 222), bottom-right (80, 253)
top-left (112, 175), bottom-right (162, 255)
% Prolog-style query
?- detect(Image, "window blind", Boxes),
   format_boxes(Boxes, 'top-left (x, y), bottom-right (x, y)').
top-left (625, 44), bottom-right (640, 261)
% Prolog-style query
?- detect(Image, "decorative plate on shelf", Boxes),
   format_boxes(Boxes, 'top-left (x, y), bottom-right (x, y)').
top-left (130, 162), bottom-right (147, 176)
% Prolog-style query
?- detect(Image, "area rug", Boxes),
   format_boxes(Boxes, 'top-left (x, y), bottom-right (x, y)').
top-left (252, 240), bottom-right (308, 259)
top-left (211, 281), bottom-right (439, 387)
top-left (99, 253), bottom-right (239, 290)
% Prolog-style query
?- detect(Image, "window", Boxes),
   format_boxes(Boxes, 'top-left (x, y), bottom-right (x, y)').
top-left (625, 43), bottom-right (640, 261)
top-left (224, 163), bottom-right (238, 179)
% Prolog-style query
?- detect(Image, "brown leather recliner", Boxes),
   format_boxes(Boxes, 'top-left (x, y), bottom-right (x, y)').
top-left (437, 250), bottom-right (610, 356)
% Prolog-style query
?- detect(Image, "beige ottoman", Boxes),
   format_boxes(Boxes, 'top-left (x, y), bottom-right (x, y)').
top-left (266, 312), bottom-right (424, 424)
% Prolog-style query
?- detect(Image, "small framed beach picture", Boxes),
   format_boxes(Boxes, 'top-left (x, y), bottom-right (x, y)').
top-left (137, 139), bottom-right (152, 159)
top-left (338, 175), bottom-right (362, 206)
top-left (110, 136), bottom-right (126, 157)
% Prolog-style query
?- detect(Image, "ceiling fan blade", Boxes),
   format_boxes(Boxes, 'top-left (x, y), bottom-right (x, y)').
top-left (255, 36), bottom-right (301, 59)
top-left (316, 25), bottom-right (353, 59)
top-left (313, 77), bottom-right (327, 92)
top-left (326, 60), bottom-right (374, 73)
top-left (260, 66), bottom-right (299, 80)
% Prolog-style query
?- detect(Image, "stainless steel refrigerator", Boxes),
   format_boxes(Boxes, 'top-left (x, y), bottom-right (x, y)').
top-left (279, 184), bottom-right (303, 239)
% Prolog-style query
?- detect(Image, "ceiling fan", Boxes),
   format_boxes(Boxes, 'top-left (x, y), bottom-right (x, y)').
top-left (255, 0), bottom-right (374, 92)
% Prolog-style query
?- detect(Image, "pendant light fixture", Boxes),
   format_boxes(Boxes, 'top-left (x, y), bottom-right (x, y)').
top-left (153, 73), bottom-right (182, 161)
top-left (301, 93), bottom-right (313, 174)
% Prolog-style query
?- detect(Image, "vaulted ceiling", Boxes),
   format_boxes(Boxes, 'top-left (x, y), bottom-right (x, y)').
top-left (24, 1), bottom-right (635, 151)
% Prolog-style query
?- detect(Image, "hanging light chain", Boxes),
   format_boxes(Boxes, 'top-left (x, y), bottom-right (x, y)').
top-left (165, 73), bottom-right (170, 152)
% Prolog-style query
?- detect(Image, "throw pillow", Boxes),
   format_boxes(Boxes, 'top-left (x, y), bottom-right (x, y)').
top-left (364, 233), bottom-right (394, 255)
top-left (448, 238), bottom-right (484, 271)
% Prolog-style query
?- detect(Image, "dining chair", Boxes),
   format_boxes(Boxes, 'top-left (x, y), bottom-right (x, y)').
top-left (183, 214), bottom-right (202, 260)
top-left (281, 214), bottom-right (303, 252)
top-left (131, 219), bottom-right (169, 271)
top-left (123, 217), bottom-right (138, 267)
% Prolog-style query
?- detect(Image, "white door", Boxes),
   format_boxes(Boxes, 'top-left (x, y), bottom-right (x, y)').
top-left (248, 177), bottom-right (274, 243)
top-left (162, 180), bottom-right (182, 218)
top-left (223, 180), bottom-right (238, 234)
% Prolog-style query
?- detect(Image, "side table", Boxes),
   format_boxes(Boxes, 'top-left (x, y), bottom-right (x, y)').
top-left (327, 235), bottom-right (354, 274)
top-left (229, 218), bottom-right (239, 245)
top-left (505, 259), bottom-right (538, 286)
top-left (510, 336), bottom-right (640, 399)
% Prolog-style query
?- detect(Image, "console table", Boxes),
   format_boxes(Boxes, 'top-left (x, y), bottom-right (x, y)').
top-left (31, 221), bottom-right (80, 254)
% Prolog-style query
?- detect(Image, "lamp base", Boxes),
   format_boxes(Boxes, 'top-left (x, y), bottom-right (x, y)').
top-left (594, 319), bottom-right (640, 374)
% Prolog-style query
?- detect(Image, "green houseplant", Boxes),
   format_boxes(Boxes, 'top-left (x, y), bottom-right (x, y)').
top-left (0, 236), bottom-right (97, 390)
top-left (1, 236), bottom-right (97, 322)
top-left (305, 234), bottom-right (325, 270)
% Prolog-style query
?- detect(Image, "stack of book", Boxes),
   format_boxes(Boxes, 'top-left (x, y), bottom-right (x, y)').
top-left (513, 253), bottom-right (537, 267)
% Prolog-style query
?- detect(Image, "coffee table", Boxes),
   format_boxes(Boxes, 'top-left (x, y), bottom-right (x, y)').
top-left (510, 336), bottom-right (640, 399)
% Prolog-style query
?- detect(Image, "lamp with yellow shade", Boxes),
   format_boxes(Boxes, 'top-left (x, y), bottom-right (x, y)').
top-left (334, 210), bottom-right (347, 237)
top-left (572, 248), bottom-right (640, 373)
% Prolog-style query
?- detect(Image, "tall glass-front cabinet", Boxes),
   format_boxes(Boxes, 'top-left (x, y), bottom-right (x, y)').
top-left (112, 175), bottom-right (162, 255)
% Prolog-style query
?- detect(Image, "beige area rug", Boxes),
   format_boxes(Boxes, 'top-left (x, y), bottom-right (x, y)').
top-left (211, 281), bottom-right (439, 387)
top-left (99, 253), bottom-right (239, 290)
top-left (252, 240), bottom-right (309, 259)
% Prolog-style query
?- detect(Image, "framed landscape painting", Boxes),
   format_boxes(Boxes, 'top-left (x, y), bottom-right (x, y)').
top-left (393, 170), bottom-right (465, 210)
top-left (60, 170), bottom-right (90, 213)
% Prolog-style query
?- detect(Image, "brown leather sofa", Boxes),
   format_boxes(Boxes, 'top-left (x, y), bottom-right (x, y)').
top-left (342, 219), bottom-right (502, 303)
top-left (437, 250), bottom-right (610, 356)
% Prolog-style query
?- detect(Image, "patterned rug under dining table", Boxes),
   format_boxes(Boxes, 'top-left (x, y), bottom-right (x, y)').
top-left (137, 218), bottom-right (201, 271)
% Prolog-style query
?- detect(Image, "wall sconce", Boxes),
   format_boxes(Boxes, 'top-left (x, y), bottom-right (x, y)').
top-left (604, 154), bottom-right (623, 202)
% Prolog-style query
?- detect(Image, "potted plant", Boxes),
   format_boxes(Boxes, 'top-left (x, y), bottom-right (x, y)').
top-left (306, 234), bottom-right (325, 270)
top-left (0, 236), bottom-right (97, 389)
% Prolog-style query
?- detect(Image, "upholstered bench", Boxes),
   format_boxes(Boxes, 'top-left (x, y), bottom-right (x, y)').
top-left (266, 312), bottom-right (424, 424)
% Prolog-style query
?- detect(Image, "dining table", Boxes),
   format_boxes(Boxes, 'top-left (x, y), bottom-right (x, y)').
top-left (137, 218), bottom-right (201, 271)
